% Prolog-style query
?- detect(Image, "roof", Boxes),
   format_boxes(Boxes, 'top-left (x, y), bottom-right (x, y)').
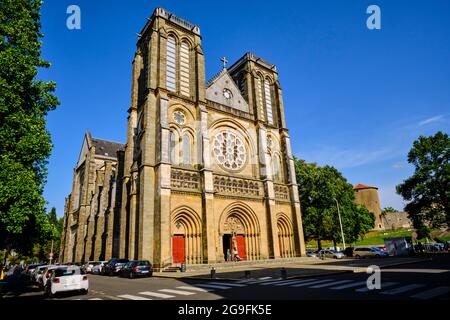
top-left (91, 137), bottom-right (125, 158)
top-left (228, 52), bottom-right (277, 73)
top-left (353, 184), bottom-right (378, 190)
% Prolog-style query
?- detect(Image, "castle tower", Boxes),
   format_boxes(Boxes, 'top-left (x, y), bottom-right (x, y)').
top-left (354, 184), bottom-right (385, 230)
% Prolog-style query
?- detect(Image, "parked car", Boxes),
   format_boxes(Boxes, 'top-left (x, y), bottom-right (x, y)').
top-left (370, 247), bottom-right (389, 257)
top-left (44, 266), bottom-right (88, 298)
top-left (39, 265), bottom-right (58, 288)
top-left (103, 258), bottom-right (129, 276)
top-left (120, 260), bottom-right (153, 278)
top-left (353, 247), bottom-right (385, 258)
top-left (92, 261), bottom-right (108, 275)
top-left (319, 249), bottom-right (345, 259)
top-left (32, 265), bottom-right (49, 284)
top-left (24, 264), bottom-right (45, 280)
top-left (83, 261), bottom-right (98, 273)
top-left (306, 249), bottom-right (319, 257)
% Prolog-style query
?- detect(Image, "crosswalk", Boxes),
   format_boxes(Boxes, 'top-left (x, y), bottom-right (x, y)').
top-left (236, 277), bottom-right (450, 300)
top-left (74, 277), bottom-right (449, 300)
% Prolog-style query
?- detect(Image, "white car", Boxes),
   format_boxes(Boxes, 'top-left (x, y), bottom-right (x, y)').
top-left (33, 265), bottom-right (49, 285)
top-left (319, 249), bottom-right (345, 259)
top-left (44, 266), bottom-right (89, 298)
top-left (92, 261), bottom-right (108, 275)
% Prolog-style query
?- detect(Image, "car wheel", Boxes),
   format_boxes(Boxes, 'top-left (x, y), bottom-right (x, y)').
top-left (109, 270), bottom-right (113, 277)
top-left (80, 289), bottom-right (88, 295)
top-left (129, 272), bottom-right (135, 279)
top-left (45, 285), bottom-right (54, 299)
top-left (147, 272), bottom-right (153, 277)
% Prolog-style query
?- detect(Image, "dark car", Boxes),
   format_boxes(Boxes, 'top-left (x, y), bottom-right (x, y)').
top-left (103, 258), bottom-right (129, 276)
top-left (120, 260), bottom-right (153, 278)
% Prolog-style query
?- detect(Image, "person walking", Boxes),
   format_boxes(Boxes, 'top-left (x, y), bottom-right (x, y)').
top-left (226, 249), bottom-right (231, 262)
top-left (233, 247), bottom-right (241, 262)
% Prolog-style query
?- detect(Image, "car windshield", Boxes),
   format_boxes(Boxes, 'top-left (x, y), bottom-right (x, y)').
top-left (54, 268), bottom-right (85, 277)
top-left (118, 259), bottom-right (128, 263)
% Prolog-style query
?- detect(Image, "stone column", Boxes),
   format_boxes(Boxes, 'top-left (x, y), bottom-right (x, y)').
top-left (282, 131), bottom-right (306, 256)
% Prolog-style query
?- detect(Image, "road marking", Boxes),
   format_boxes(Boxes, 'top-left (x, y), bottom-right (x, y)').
top-left (117, 294), bottom-right (152, 300)
top-left (139, 291), bottom-right (175, 299)
top-left (330, 281), bottom-right (368, 290)
top-left (88, 298), bottom-right (103, 300)
top-left (271, 280), bottom-right (313, 286)
top-left (259, 277), bottom-right (273, 280)
top-left (309, 280), bottom-right (353, 289)
top-left (209, 282), bottom-right (247, 287)
top-left (355, 282), bottom-right (398, 293)
top-left (159, 289), bottom-right (196, 295)
top-left (194, 283), bottom-right (232, 290)
top-left (177, 286), bottom-right (212, 292)
top-left (259, 279), bottom-right (294, 286)
top-left (410, 286), bottom-right (450, 300)
top-left (290, 279), bottom-right (335, 288)
top-left (246, 278), bottom-right (281, 285)
top-left (380, 284), bottom-right (426, 295)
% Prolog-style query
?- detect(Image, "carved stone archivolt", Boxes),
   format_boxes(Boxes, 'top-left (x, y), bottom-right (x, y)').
top-left (223, 216), bottom-right (245, 234)
top-left (213, 175), bottom-right (262, 197)
top-left (171, 168), bottom-right (200, 191)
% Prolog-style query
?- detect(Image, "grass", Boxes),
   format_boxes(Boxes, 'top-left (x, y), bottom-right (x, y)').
top-left (306, 228), bottom-right (450, 249)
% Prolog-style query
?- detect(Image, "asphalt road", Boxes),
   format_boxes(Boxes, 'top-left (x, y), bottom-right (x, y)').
top-left (2, 254), bottom-right (449, 301)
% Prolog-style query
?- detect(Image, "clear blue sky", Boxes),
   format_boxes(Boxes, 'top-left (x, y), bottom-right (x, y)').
top-left (38, 0), bottom-right (450, 217)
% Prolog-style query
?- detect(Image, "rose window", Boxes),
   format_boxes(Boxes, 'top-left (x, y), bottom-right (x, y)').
top-left (213, 131), bottom-right (246, 170)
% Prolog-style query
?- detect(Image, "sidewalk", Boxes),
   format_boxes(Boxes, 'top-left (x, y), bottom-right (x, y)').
top-left (153, 256), bottom-right (431, 280)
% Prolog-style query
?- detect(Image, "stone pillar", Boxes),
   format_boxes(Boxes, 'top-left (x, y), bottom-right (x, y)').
top-left (282, 131), bottom-right (306, 256)
top-left (258, 125), bottom-right (280, 259)
top-left (128, 171), bottom-right (138, 260)
top-left (199, 105), bottom-right (216, 263)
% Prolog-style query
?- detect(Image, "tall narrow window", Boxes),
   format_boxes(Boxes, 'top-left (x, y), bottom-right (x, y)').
top-left (182, 134), bottom-right (191, 165)
top-left (272, 155), bottom-right (281, 182)
top-left (256, 77), bottom-right (265, 121)
top-left (264, 80), bottom-right (273, 124)
top-left (166, 36), bottom-right (177, 92)
top-left (170, 131), bottom-right (177, 164)
top-left (180, 42), bottom-right (190, 97)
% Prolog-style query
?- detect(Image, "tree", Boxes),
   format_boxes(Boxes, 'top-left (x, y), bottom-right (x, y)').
top-left (295, 159), bottom-right (374, 249)
top-left (0, 0), bottom-right (59, 257)
top-left (396, 131), bottom-right (450, 229)
top-left (382, 207), bottom-right (398, 215)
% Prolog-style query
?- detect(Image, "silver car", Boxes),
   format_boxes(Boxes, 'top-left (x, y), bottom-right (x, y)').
top-left (353, 247), bottom-right (386, 258)
top-left (319, 249), bottom-right (345, 259)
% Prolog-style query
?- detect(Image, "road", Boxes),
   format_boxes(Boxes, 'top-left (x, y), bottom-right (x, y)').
top-left (2, 254), bottom-right (449, 301)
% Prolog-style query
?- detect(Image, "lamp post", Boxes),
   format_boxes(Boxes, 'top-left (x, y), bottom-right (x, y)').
top-left (333, 198), bottom-right (346, 250)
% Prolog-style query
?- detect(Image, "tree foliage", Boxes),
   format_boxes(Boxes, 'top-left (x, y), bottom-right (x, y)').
top-left (396, 131), bottom-right (450, 229)
top-left (0, 0), bottom-right (59, 255)
top-left (295, 159), bottom-right (375, 249)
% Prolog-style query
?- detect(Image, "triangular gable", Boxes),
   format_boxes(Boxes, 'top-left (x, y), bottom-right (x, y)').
top-left (206, 69), bottom-right (249, 112)
top-left (76, 132), bottom-right (91, 168)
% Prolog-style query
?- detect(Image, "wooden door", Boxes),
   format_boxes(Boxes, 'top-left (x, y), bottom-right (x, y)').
top-left (172, 235), bottom-right (185, 264)
top-left (235, 235), bottom-right (246, 260)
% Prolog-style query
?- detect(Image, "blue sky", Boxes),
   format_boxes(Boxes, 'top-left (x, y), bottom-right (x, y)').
top-left (38, 0), bottom-right (450, 217)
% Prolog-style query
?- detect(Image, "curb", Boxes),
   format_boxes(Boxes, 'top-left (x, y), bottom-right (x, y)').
top-left (352, 258), bottom-right (432, 273)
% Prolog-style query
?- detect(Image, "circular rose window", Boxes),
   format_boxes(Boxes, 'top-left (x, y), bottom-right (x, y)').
top-left (213, 131), bottom-right (246, 170)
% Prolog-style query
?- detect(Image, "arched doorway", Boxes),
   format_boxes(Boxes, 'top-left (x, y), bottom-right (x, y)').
top-left (171, 207), bottom-right (202, 265)
top-left (220, 202), bottom-right (261, 261)
top-left (277, 213), bottom-right (295, 258)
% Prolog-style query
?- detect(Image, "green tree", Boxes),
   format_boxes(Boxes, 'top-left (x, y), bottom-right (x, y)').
top-left (295, 159), bottom-right (374, 249)
top-left (0, 0), bottom-right (59, 258)
top-left (396, 131), bottom-right (450, 229)
top-left (382, 207), bottom-right (398, 215)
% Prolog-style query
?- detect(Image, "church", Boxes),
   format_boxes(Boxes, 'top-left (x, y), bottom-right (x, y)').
top-left (60, 7), bottom-right (306, 269)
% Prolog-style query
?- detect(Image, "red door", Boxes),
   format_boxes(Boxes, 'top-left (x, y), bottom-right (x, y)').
top-left (235, 235), bottom-right (246, 260)
top-left (172, 235), bottom-right (185, 264)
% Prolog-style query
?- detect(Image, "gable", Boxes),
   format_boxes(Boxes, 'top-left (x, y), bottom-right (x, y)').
top-left (76, 136), bottom-right (90, 168)
top-left (206, 70), bottom-right (249, 112)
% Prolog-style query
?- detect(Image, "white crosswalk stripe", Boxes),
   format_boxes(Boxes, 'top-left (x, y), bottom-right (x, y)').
top-left (308, 280), bottom-right (353, 289)
top-left (139, 291), bottom-right (175, 299)
top-left (177, 286), bottom-right (212, 292)
top-left (117, 294), bottom-right (151, 300)
top-left (355, 282), bottom-right (398, 293)
top-left (88, 298), bottom-right (103, 300)
top-left (159, 289), bottom-right (196, 295)
top-left (330, 281), bottom-right (368, 290)
top-left (209, 282), bottom-right (247, 287)
top-left (290, 279), bottom-right (335, 288)
top-left (410, 286), bottom-right (450, 300)
top-left (273, 279), bottom-right (316, 286)
top-left (194, 283), bottom-right (232, 290)
top-left (259, 277), bottom-right (273, 280)
top-left (245, 279), bottom-right (280, 285)
top-left (259, 279), bottom-right (293, 286)
top-left (380, 284), bottom-right (426, 295)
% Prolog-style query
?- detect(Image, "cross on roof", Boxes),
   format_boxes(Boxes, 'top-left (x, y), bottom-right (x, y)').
top-left (221, 56), bottom-right (228, 69)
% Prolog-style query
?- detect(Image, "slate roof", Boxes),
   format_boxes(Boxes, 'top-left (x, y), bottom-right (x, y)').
top-left (91, 137), bottom-right (125, 159)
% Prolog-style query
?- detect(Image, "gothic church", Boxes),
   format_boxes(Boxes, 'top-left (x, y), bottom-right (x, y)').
top-left (60, 7), bottom-right (306, 268)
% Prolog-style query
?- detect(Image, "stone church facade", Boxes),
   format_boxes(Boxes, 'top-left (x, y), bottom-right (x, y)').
top-left (61, 7), bottom-right (306, 268)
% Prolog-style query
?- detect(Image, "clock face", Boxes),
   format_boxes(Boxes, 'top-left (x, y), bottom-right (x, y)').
top-left (213, 131), bottom-right (246, 170)
top-left (223, 88), bottom-right (233, 100)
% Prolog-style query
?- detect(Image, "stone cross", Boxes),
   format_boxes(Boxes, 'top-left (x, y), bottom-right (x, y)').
top-left (221, 56), bottom-right (228, 69)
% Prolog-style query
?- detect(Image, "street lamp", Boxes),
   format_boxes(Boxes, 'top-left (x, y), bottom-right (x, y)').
top-left (333, 198), bottom-right (346, 250)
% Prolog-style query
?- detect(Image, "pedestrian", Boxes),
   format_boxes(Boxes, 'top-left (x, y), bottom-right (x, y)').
top-left (0, 264), bottom-right (4, 281)
top-left (233, 247), bottom-right (241, 262)
top-left (226, 249), bottom-right (231, 262)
